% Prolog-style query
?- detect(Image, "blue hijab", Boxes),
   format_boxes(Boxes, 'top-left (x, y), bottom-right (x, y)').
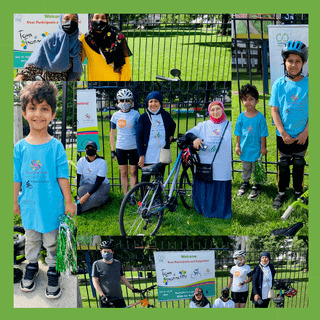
top-left (26, 14), bottom-right (82, 80)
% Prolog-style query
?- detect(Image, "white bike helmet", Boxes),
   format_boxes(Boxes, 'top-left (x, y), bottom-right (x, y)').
top-left (233, 250), bottom-right (246, 258)
top-left (116, 89), bottom-right (133, 100)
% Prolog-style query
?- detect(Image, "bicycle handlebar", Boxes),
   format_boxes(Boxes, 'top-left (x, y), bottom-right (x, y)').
top-left (155, 75), bottom-right (179, 81)
top-left (281, 206), bottom-right (295, 221)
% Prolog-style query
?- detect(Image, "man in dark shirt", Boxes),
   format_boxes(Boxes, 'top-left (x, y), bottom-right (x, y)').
top-left (92, 240), bottom-right (137, 308)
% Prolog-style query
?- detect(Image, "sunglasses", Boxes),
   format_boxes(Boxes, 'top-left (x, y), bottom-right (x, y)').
top-left (119, 99), bottom-right (131, 102)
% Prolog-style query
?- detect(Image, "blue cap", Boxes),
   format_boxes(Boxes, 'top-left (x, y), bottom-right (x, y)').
top-left (260, 251), bottom-right (271, 261)
top-left (146, 91), bottom-right (163, 106)
top-left (85, 140), bottom-right (97, 149)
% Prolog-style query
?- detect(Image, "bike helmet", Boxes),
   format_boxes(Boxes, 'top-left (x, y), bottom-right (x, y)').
top-left (233, 250), bottom-right (246, 258)
top-left (286, 288), bottom-right (298, 297)
top-left (182, 147), bottom-right (199, 166)
top-left (116, 89), bottom-right (133, 100)
top-left (281, 40), bottom-right (308, 62)
top-left (100, 239), bottom-right (115, 250)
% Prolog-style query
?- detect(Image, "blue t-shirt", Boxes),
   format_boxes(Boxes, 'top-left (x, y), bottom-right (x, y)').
top-left (14, 138), bottom-right (69, 233)
top-left (269, 76), bottom-right (308, 138)
top-left (234, 111), bottom-right (269, 162)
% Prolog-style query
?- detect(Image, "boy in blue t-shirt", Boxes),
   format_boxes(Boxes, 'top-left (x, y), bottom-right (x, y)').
top-left (14, 82), bottom-right (76, 299)
top-left (269, 40), bottom-right (309, 210)
top-left (234, 84), bottom-right (268, 200)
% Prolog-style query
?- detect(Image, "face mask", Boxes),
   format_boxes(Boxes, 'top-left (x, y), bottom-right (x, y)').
top-left (91, 20), bottom-right (108, 32)
top-left (119, 102), bottom-right (131, 112)
top-left (261, 262), bottom-right (269, 267)
top-left (222, 292), bottom-right (229, 298)
top-left (234, 259), bottom-right (242, 266)
top-left (86, 149), bottom-right (96, 157)
top-left (62, 20), bottom-right (78, 34)
top-left (102, 252), bottom-right (113, 261)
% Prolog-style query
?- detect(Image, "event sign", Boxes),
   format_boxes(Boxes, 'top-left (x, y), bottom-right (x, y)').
top-left (154, 251), bottom-right (215, 302)
top-left (13, 14), bottom-right (88, 68)
top-left (268, 25), bottom-right (308, 87)
top-left (77, 89), bottom-right (100, 152)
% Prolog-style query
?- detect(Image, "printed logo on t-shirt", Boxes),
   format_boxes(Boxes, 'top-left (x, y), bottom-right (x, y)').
top-left (213, 129), bottom-right (221, 136)
top-left (291, 94), bottom-right (299, 102)
top-left (30, 160), bottom-right (42, 171)
top-left (86, 168), bottom-right (92, 173)
top-left (117, 119), bottom-right (127, 128)
top-left (234, 270), bottom-right (240, 277)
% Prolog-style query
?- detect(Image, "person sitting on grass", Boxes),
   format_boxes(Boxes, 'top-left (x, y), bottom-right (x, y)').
top-left (14, 81), bottom-right (76, 299)
top-left (77, 141), bottom-right (111, 214)
top-left (212, 287), bottom-right (235, 308)
top-left (92, 239), bottom-right (138, 308)
top-left (189, 287), bottom-right (211, 308)
top-left (269, 40), bottom-right (309, 210)
top-left (234, 84), bottom-right (268, 200)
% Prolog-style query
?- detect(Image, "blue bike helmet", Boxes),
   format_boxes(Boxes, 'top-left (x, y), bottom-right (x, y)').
top-left (281, 40), bottom-right (308, 62)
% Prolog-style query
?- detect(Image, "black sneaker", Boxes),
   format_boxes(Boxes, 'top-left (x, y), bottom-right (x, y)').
top-left (237, 182), bottom-right (250, 197)
top-left (248, 184), bottom-right (261, 200)
top-left (20, 262), bottom-right (39, 292)
top-left (129, 194), bottom-right (137, 205)
top-left (45, 267), bottom-right (61, 299)
top-left (294, 191), bottom-right (303, 199)
top-left (273, 192), bottom-right (286, 210)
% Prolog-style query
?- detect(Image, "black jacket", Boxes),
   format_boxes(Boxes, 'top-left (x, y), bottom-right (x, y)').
top-left (250, 263), bottom-right (276, 301)
top-left (136, 108), bottom-right (176, 158)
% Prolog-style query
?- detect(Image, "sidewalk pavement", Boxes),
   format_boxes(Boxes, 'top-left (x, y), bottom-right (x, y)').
top-left (14, 261), bottom-right (80, 308)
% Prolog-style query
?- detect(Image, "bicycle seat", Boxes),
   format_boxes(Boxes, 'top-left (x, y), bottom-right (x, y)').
top-left (270, 222), bottom-right (303, 236)
top-left (141, 163), bottom-right (164, 176)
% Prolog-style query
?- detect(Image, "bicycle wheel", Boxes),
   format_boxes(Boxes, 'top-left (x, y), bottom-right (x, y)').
top-left (119, 182), bottom-right (164, 236)
top-left (179, 165), bottom-right (194, 210)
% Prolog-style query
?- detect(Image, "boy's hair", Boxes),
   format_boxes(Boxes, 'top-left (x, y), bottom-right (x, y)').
top-left (239, 84), bottom-right (259, 101)
top-left (20, 82), bottom-right (58, 114)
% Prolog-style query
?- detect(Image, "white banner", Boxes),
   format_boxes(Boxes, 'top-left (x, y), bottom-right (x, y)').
top-left (77, 89), bottom-right (100, 152)
top-left (268, 25), bottom-right (309, 87)
top-left (13, 14), bottom-right (88, 68)
top-left (154, 250), bottom-right (215, 302)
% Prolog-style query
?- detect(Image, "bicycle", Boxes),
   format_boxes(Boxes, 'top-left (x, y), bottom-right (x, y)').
top-left (270, 190), bottom-right (308, 236)
top-left (104, 285), bottom-right (157, 308)
top-left (272, 279), bottom-right (298, 308)
top-left (156, 68), bottom-right (182, 81)
top-left (119, 136), bottom-right (195, 236)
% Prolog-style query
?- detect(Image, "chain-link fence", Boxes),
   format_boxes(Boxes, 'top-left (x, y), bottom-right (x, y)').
top-left (77, 236), bottom-right (308, 308)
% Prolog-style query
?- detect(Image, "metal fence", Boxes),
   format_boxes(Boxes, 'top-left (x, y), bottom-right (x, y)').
top-left (231, 14), bottom-right (309, 178)
top-left (77, 81), bottom-right (231, 191)
top-left (84, 14), bottom-right (231, 81)
top-left (77, 236), bottom-right (309, 308)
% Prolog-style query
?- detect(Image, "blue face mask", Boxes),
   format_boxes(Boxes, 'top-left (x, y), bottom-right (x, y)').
top-left (102, 252), bottom-right (113, 261)
top-left (119, 102), bottom-right (131, 112)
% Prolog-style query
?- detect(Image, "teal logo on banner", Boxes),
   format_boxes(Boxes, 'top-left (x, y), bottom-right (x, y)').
top-left (158, 282), bottom-right (215, 301)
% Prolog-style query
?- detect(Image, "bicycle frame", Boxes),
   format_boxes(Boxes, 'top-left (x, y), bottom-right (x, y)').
top-left (126, 298), bottom-right (151, 308)
top-left (144, 152), bottom-right (183, 213)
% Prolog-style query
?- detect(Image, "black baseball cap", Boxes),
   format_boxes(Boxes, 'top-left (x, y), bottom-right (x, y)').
top-left (85, 141), bottom-right (97, 149)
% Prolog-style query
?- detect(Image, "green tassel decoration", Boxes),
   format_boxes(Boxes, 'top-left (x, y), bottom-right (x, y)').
top-left (56, 214), bottom-right (77, 275)
top-left (254, 154), bottom-right (267, 184)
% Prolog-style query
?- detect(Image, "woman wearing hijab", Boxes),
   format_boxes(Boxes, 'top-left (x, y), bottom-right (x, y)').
top-left (189, 287), bottom-right (211, 308)
top-left (251, 251), bottom-right (276, 308)
top-left (77, 141), bottom-right (111, 214)
top-left (136, 91), bottom-right (176, 181)
top-left (81, 14), bottom-right (132, 81)
top-left (14, 14), bottom-right (82, 81)
top-left (185, 101), bottom-right (232, 219)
